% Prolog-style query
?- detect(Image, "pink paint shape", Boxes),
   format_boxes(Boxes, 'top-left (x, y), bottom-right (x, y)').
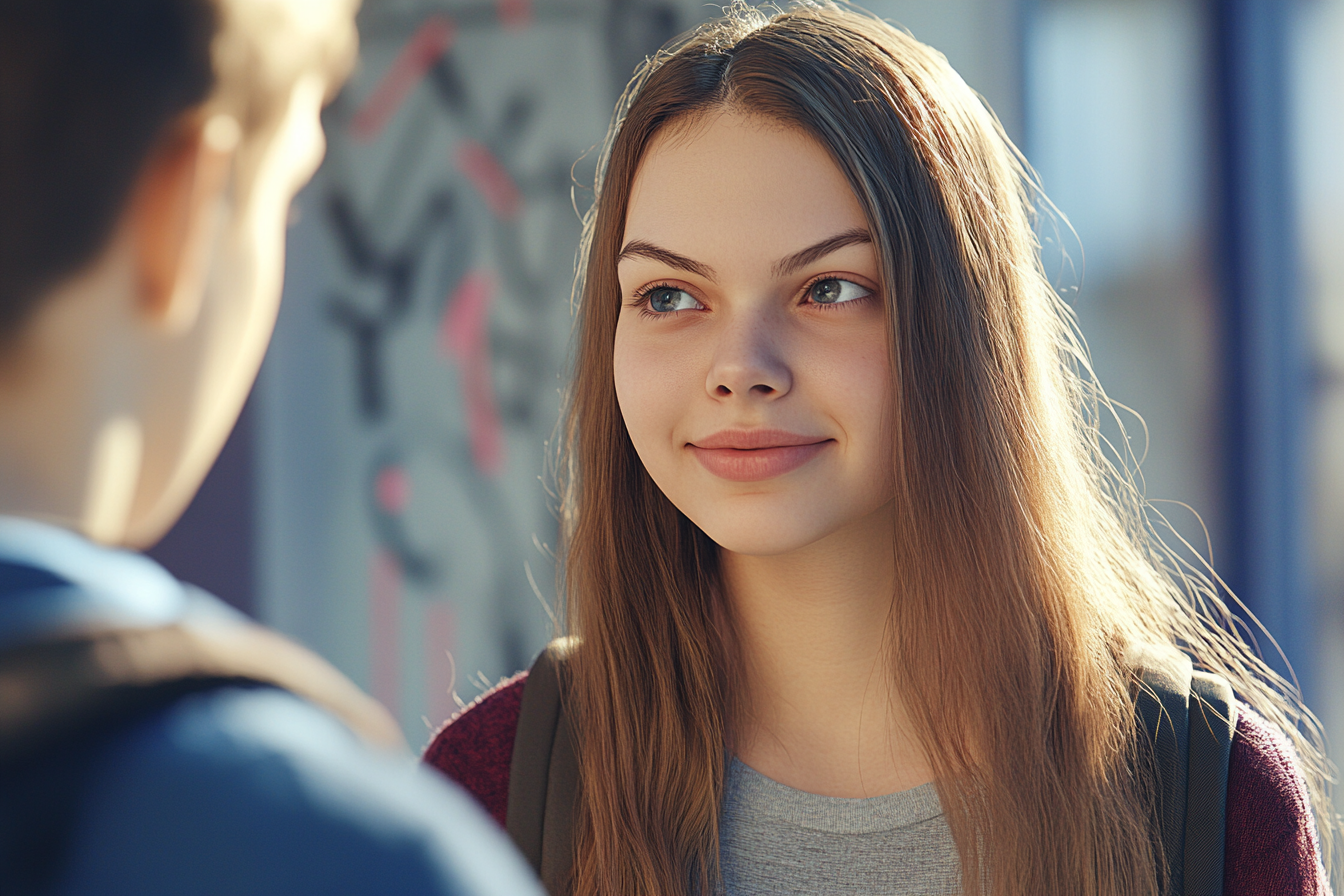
top-left (438, 270), bottom-right (506, 476)
top-left (369, 550), bottom-right (402, 720)
top-left (351, 16), bottom-right (456, 142)
top-left (375, 464), bottom-right (410, 515)
top-left (455, 140), bottom-right (522, 220)
top-left (496, 0), bottom-right (533, 29)
top-left (424, 601), bottom-right (457, 726)
top-left (438, 270), bottom-right (492, 358)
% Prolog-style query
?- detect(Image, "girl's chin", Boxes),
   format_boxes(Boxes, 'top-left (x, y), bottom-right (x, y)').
top-left (671, 491), bottom-right (895, 559)
top-left (694, 518), bottom-right (844, 558)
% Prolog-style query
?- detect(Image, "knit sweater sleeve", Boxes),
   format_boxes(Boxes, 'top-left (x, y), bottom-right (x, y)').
top-left (422, 672), bottom-right (528, 829)
top-left (1224, 706), bottom-right (1330, 895)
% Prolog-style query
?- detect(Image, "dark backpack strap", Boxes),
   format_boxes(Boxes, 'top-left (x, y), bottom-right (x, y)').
top-left (1184, 672), bottom-right (1235, 896)
top-left (0, 620), bottom-right (404, 765)
top-left (1134, 651), bottom-right (1236, 896)
top-left (507, 639), bottom-right (577, 896)
top-left (1136, 652), bottom-right (1193, 896)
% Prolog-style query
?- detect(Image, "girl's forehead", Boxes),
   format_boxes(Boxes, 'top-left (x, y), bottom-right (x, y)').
top-left (622, 111), bottom-right (870, 273)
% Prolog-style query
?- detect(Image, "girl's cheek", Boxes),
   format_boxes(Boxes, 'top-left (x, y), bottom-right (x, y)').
top-left (615, 338), bottom-right (670, 434)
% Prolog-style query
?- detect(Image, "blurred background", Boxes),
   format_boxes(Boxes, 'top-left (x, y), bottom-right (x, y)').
top-left (148, 0), bottom-right (1344, 801)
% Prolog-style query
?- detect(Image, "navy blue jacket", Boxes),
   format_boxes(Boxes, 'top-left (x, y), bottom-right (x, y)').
top-left (0, 516), bottom-right (544, 896)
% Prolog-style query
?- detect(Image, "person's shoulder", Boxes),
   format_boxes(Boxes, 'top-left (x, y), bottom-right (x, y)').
top-left (1224, 703), bottom-right (1328, 896)
top-left (422, 671), bottom-right (528, 828)
top-left (62, 684), bottom-right (543, 896)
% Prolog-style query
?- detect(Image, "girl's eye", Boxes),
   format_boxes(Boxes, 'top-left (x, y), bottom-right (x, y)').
top-left (808, 278), bottom-right (870, 305)
top-left (644, 286), bottom-right (702, 313)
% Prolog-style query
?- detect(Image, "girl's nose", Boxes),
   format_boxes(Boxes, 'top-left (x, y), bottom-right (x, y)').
top-left (705, 313), bottom-right (792, 400)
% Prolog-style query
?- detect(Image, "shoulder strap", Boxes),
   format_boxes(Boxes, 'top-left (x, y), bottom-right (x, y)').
top-left (0, 620), bottom-right (405, 765)
top-left (1134, 652), bottom-right (1236, 896)
top-left (507, 639), bottom-right (578, 896)
top-left (1185, 672), bottom-right (1236, 896)
top-left (1136, 651), bottom-right (1194, 895)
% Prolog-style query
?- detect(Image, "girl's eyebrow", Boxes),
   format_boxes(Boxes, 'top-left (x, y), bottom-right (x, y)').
top-left (771, 228), bottom-right (872, 277)
top-left (616, 240), bottom-right (717, 280)
top-left (616, 228), bottom-right (873, 282)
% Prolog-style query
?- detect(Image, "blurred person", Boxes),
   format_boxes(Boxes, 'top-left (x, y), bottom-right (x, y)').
top-left (0, 1), bottom-right (544, 894)
top-left (425, 4), bottom-right (1337, 895)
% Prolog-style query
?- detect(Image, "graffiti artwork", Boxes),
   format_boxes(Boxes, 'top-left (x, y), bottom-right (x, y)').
top-left (258, 0), bottom-right (696, 740)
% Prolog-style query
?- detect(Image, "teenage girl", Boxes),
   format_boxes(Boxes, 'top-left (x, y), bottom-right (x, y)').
top-left (425, 4), bottom-right (1337, 894)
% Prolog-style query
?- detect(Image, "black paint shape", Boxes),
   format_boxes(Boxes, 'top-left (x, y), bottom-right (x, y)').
top-left (325, 190), bottom-right (456, 421)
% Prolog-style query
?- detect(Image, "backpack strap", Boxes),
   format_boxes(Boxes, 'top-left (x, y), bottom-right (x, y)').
top-left (1136, 650), bottom-right (1194, 895)
top-left (507, 639), bottom-right (577, 896)
top-left (1185, 672), bottom-right (1236, 896)
top-left (0, 619), bottom-right (405, 765)
top-left (1133, 650), bottom-right (1236, 896)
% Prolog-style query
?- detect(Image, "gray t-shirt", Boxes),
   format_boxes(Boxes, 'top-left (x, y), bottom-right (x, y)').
top-left (719, 758), bottom-right (961, 895)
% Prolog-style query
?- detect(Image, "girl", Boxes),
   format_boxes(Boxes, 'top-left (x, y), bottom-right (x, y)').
top-left (425, 4), bottom-right (1337, 894)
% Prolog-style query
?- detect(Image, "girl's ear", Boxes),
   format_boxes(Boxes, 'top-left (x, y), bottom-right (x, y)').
top-left (126, 113), bottom-right (239, 334)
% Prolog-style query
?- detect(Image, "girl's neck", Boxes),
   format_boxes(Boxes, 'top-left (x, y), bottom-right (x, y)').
top-left (722, 501), bottom-right (933, 798)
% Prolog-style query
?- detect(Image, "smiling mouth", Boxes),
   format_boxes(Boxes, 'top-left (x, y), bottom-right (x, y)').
top-left (688, 430), bottom-right (831, 482)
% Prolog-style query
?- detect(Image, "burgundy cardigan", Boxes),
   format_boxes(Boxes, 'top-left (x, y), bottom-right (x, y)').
top-left (423, 673), bottom-right (1329, 895)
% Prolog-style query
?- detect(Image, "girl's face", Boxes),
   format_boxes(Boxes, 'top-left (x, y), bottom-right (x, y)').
top-left (613, 111), bottom-right (895, 556)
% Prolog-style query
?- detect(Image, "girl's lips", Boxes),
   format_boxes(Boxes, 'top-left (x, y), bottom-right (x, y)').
top-left (688, 441), bottom-right (830, 481)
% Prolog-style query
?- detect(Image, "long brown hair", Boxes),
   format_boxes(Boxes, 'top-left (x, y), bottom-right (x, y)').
top-left (557, 4), bottom-right (1337, 894)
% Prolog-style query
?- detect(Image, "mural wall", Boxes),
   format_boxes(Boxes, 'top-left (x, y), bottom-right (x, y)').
top-left (258, 0), bottom-right (702, 743)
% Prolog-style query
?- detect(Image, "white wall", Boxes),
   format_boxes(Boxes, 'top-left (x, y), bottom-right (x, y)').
top-left (1027, 0), bottom-right (1226, 580)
